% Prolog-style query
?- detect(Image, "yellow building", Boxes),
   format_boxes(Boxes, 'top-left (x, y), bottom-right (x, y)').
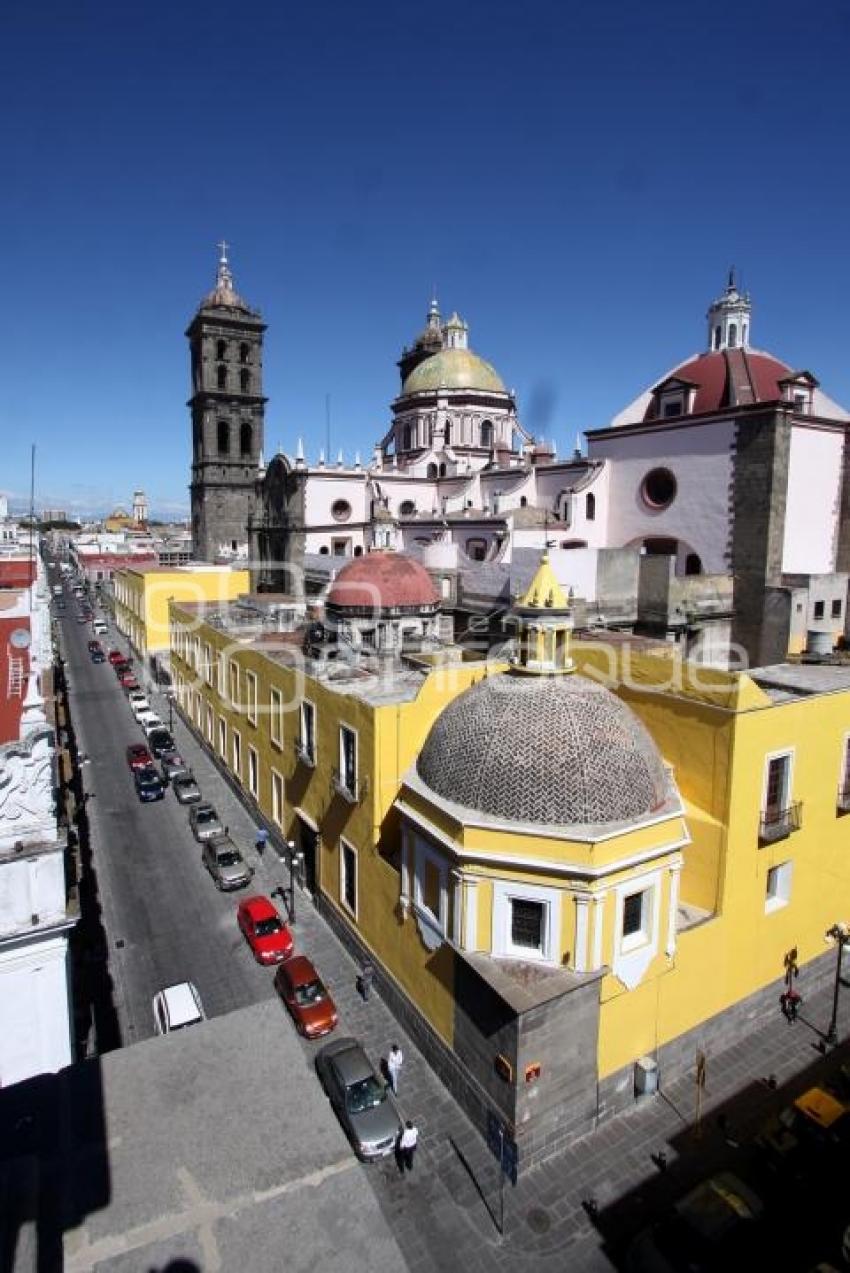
top-left (113, 564), bottom-right (250, 660)
top-left (168, 551), bottom-right (850, 1173)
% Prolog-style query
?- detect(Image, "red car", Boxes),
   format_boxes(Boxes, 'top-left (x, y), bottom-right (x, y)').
top-left (108, 650), bottom-right (124, 665)
top-left (119, 672), bottom-right (139, 690)
top-left (126, 742), bottom-right (153, 770)
top-left (87, 640), bottom-right (102, 653)
top-left (274, 955), bottom-right (338, 1039)
top-left (236, 895), bottom-right (294, 965)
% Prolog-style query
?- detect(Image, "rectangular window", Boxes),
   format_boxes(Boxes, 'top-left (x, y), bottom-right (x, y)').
top-left (300, 700), bottom-right (316, 765)
top-left (832, 599), bottom-right (842, 619)
top-left (814, 601), bottom-right (825, 620)
top-left (206, 704), bottom-right (214, 744)
top-left (761, 752), bottom-right (799, 841)
top-left (229, 661), bottom-right (240, 709)
top-left (621, 887), bottom-right (652, 951)
top-left (218, 717), bottom-right (227, 760)
top-left (232, 729), bottom-right (242, 778)
top-left (246, 671), bottom-right (258, 725)
top-left (339, 725), bottom-right (357, 795)
top-left (765, 754), bottom-right (790, 815)
top-left (341, 842), bottom-right (357, 915)
top-left (270, 686), bottom-right (283, 748)
top-left (217, 652), bottom-right (226, 695)
top-left (247, 745), bottom-right (258, 798)
top-left (204, 643), bottom-right (213, 683)
top-left (511, 899), bottom-right (544, 952)
top-left (766, 861), bottom-right (793, 913)
top-left (271, 769), bottom-right (284, 827)
top-left (422, 859), bottom-right (441, 919)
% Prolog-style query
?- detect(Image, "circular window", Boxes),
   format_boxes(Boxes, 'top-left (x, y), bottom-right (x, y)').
top-left (399, 500), bottom-right (416, 516)
top-left (641, 468), bottom-right (677, 510)
top-left (331, 499), bottom-right (352, 522)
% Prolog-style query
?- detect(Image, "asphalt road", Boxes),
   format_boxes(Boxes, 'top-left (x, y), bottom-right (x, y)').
top-left (57, 588), bottom-right (276, 1047)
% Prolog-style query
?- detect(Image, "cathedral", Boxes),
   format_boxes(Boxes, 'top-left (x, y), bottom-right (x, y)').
top-left (188, 251), bottom-right (850, 666)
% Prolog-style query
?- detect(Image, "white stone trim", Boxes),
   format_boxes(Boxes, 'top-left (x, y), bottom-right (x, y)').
top-left (573, 893), bottom-right (590, 972)
top-left (612, 869), bottom-right (662, 990)
top-left (464, 875), bottom-right (478, 950)
top-left (591, 891), bottom-right (606, 970)
top-left (491, 879), bottom-right (561, 965)
top-left (451, 869), bottom-right (463, 946)
top-left (666, 863), bottom-right (682, 957)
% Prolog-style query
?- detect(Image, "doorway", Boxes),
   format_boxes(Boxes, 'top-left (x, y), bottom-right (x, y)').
top-left (297, 817), bottom-right (319, 896)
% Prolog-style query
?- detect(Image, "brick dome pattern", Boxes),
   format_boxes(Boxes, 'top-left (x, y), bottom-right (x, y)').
top-left (327, 552), bottom-right (440, 612)
top-left (417, 674), bottom-right (670, 827)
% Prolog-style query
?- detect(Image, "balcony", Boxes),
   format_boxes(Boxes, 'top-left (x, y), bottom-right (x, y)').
top-left (759, 801), bottom-right (802, 844)
top-left (838, 785), bottom-right (850, 815)
top-left (331, 767), bottom-right (369, 804)
top-left (294, 738), bottom-right (315, 769)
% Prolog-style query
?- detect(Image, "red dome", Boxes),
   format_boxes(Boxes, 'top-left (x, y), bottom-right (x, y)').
top-left (326, 552), bottom-right (440, 612)
top-left (646, 348), bottom-right (795, 419)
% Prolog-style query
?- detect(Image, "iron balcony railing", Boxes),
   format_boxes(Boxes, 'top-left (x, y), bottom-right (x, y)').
top-left (759, 801), bottom-right (802, 844)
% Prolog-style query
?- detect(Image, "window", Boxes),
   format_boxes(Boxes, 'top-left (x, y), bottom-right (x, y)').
top-left (511, 899), bottom-right (545, 952)
top-left (341, 841), bottom-right (357, 915)
top-left (585, 493), bottom-right (596, 521)
top-left (621, 887), bottom-right (651, 951)
top-left (427, 463), bottom-right (438, 479)
top-left (338, 725), bottom-right (357, 796)
top-left (246, 671), bottom-right (258, 725)
top-left (793, 393), bottom-right (806, 413)
top-left (814, 601), bottom-right (825, 620)
top-left (206, 704), bottom-right (214, 744)
top-left (240, 369), bottom-right (251, 394)
top-left (832, 600), bottom-right (842, 619)
top-left (641, 468), bottom-right (677, 510)
top-left (203, 642), bottom-right (212, 685)
top-left (229, 661), bottom-right (240, 708)
top-left (217, 651), bottom-right (226, 694)
top-left (299, 700), bottom-right (316, 765)
top-left (218, 717), bottom-right (227, 759)
top-left (421, 859), bottom-right (441, 919)
top-left (332, 538), bottom-right (350, 556)
top-left (662, 399), bottom-right (683, 418)
top-left (399, 500), bottom-right (416, 516)
top-left (331, 499), bottom-right (352, 522)
top-left (438, 462), bottom-right (446, 477)
top-left (271, 769), bottom-right (284, 827)
top-left (216, 339), bottom-right (227, 360)
top-left (270, 687), bottom-right (283, 748)
top-left (685, 553), bottom-right (703, 576)
top-left (239, 342), bottom-right (250, 364)
top-left (714, 325), bottom-right (721, 350)
top-left (240, 422), bottom-right (252, 456)
top-left (217, 364), bottom-right (227, 390)
top-left (760, 751), bottom-right (800, 842)
top-left (402, 424), bottom-right (412, 450)
top-left (728, 322), bottom-right (738, 349)
top-left (444, 421), bottom-right (452, 445)
top-left (765, 861), bottom-right (792, 913)
top-left (765, 754), bottom-right (790, 814)
top-left (217, 420), bottom-right (230, 454)
top-left (481, 420), bottom-right (494, 449)
top-left (232, 729), bottom-right (242, 778)
top-left (247, 746), bottom-right (258, 798)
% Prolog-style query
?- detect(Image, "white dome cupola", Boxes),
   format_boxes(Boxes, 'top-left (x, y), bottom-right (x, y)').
top-left (706, 269), bottom-right (752, 352)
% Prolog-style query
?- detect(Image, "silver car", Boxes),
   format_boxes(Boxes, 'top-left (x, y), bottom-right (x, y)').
top-left (315, 1037), bottom-right (402, 1160)
top-left (172, 772), bottom-right (201, 804)
top-left (189, 802), bottom-right (223, 841)
top-left (201, 835), bottom-right (253, 891)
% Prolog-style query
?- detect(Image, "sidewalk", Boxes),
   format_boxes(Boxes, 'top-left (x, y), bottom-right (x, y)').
top-left (146, 669), bottom-right (850, 1272)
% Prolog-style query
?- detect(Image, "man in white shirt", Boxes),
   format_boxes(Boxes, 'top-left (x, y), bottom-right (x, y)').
top-left (398, 1120), bottom-right (418, 1172)
top-left (387, 1043), bottom-right (403, 1094)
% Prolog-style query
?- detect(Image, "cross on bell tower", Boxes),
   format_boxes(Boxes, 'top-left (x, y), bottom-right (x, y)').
top-left (188, 243), bottom-right (267, 561)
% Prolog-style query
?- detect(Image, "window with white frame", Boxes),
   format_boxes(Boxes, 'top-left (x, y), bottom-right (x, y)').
top-left (232, 729), bottom-right (242, 778)
top-left (204, 642), bottom-right (212, 685)
top-left (341, 841), bottom-right (357, 915)
top-left (229, 661), bottom-right (240, 709)
top-left (765, 861), bottom-right (792, 913)
top-left (762, 751), bottom-right (794, 840)
top-left (339, 725), bottom-right (357, 795)
top-left (194, 690), bottom-right (202, 727)
top-left (246, 671), bottom-right (258, 725)
top-left (511, 899), bottom-right (546, 953)
top-left (620, 886), bottom-right (653, 952)
top-left (218, 717), bottom-right (227, 759)
top-left (411, 838), bottom-right (448, 942)
top-left (270, 686), bottom-right (283, 747)
top-left (206, 704), bottom-right (214, 744)
top-left (300, 700), bottom-right (316, 764)
top-left (247, 745), bottom-right (259, 798)
top-left (492, 880), bottom-right (559, 963)
top-left (271, 769), bottom-right (284, 827)
top-left (217, 652), bottom-right (226, 695)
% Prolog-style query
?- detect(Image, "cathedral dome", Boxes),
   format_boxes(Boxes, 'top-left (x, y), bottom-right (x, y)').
top-left (327, 552), bottom-right (440, 613)
top-left (401, 348), bottom-right (506, 396)
top-left (416, 673), bottom-right (671, 827)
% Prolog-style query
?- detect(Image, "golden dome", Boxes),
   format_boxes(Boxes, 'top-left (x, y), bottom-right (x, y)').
top-left (401, 347), bottom-right (506, 396)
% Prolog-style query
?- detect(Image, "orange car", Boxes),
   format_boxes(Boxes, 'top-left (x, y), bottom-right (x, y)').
top-left (274, 955), bottom-right (338, 1039)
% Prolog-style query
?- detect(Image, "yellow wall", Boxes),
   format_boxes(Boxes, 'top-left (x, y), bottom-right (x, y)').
top-left (114, 567), bottom-right (249, 655)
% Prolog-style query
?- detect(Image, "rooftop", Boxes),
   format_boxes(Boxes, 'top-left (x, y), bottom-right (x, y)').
top-left (750, 662), bottom-right (850, 700)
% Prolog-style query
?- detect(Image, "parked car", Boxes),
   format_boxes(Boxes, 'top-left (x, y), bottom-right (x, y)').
top-left (128, 692), bottom-right (150, 717)
top-left (152, 982), bottom-right (205, 1035)
top-left (114, 660), bottom-right (131, 678)
top-left (626, 1171), bottom-right (766, 1272)
top-left (87, 639), bottom-right (101, 654)
top-left (146, 728), bottom-right (175, 758)
top-left (315, 1037), bottom-right (402, 1160)
top-left (108, 649), bottom-right (125, 665)
top-left (237, 895), bottom-right (294, 965)
top-left (137, 709), bottom-right (162, 731)
top-left (92, 619), bottom-right (107, 635)
top-left (119, 671), bottom-right (139, 691)
top-left (126, 742), bottom-right (154, 770)
top-left (757, 1086), bottom-right (850, 1180)
top-left (172, 772), bottom-right (201, 805)
top-left (160, 749), bottom-right (189, 782)
top-left (134, 765), bottom-right (165, 802)
top-left (275, 955), bottom-right (338, 1037)
top-left (201, 835), bottom-right (253, 890)
top-left (189, 802), bottom-right (223, 841)
top-left (90, 649), bottom-right (105, 663)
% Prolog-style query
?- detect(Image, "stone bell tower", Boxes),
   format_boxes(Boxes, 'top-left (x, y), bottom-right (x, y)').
top-left (188, 242), bottom-right (266, 561)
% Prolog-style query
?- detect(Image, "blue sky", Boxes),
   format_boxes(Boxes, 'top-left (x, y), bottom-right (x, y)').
top-left (2, 0), bottom-right (848, 517)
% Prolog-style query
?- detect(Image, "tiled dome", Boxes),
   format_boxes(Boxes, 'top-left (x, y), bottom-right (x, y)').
top-left (417, 673), bottom-right (670, 827)
top-left (327, 552), bottom-right (440, 613)
top-left (401, 347), bottom-right (505, 396)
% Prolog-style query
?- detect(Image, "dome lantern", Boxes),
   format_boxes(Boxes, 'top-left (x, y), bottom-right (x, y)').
top-left (511, 550), bottom-right (575, 675)
top-left (706, 268), bottom-right (752, 352)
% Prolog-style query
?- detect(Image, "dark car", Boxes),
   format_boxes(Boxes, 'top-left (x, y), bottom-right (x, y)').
top-left (146, 728), bottom-right (175, 759)
top-left (315, 1037), bottom-right (402, 1160)
top-left (126, 742), bottom-right (154, 770)
top-left (134, 765), bottom-right (165, 802)
top-left (626, 1172), bottom-right (765, 1272)
top-left (87, 640), bottom-right (101, 653)
top-left (90, 650), bottom-right (106, 663)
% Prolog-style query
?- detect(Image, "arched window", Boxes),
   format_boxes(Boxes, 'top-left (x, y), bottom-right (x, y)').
top-left (354, 545), bottom-right (363, 557)
top-left (585, 493), bottom-right (596, 521)
top-left (319, 546), bottom-right (330, 555)
top-left (481, 420), bottom-right (494, 449)
top-left (520, 496), bottom-right (528, 508)
top-left (742, 323), bottom-right (748, 347)
top-left (402, 425), bottom-right (412, 451)
top-left (439, 463), bottom-right (446, 477)
top-left (217, 364), bottom-right (227, 390)
top-left (427, 463), bottom-right (438, 479)
top-left (728, 323), bottom-right (738, 349)
top-left (444, 420), bottom-right (452, 445)
top-left (713, 326), bottom-right (721, 351)
top-left (217, 420), bottom-right (230, 454)
top-left (216, 339), bottom-right (227, 360)
top-left (240, 422), bottom-right (252, 456)
top-left (240, 342), bottom-right (250, 364)
top-left (685, 552), bottom-right (703, 576)
top-left (240, 369), bottom-right (250, 393)
top-left (399, 500), bottom-right (416, 516)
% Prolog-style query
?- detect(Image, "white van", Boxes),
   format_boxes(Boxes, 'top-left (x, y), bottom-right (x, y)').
top-left (93, 619), bottom-right (107, 635)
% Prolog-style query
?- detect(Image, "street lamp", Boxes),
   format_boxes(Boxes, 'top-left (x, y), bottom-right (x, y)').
top-left (281, 839), bottom-right (304, 924)
top-left (824, 921), bottom-right (850, 1046)
top-left (165, 690), bottom-right (174, 732)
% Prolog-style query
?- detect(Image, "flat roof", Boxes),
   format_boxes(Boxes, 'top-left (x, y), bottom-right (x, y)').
top-left (750, 662), bottom-right (850, 699)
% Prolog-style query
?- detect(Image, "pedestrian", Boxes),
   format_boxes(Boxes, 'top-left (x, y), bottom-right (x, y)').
top-left (358, 960), bottom-right (374, 1002)
top-left (255, 828), bottom-right (269, 856)
top-left (387, 1043), bottom-right (403, 1094)
top-left (398, 1120), bottom-right (418, 1173)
